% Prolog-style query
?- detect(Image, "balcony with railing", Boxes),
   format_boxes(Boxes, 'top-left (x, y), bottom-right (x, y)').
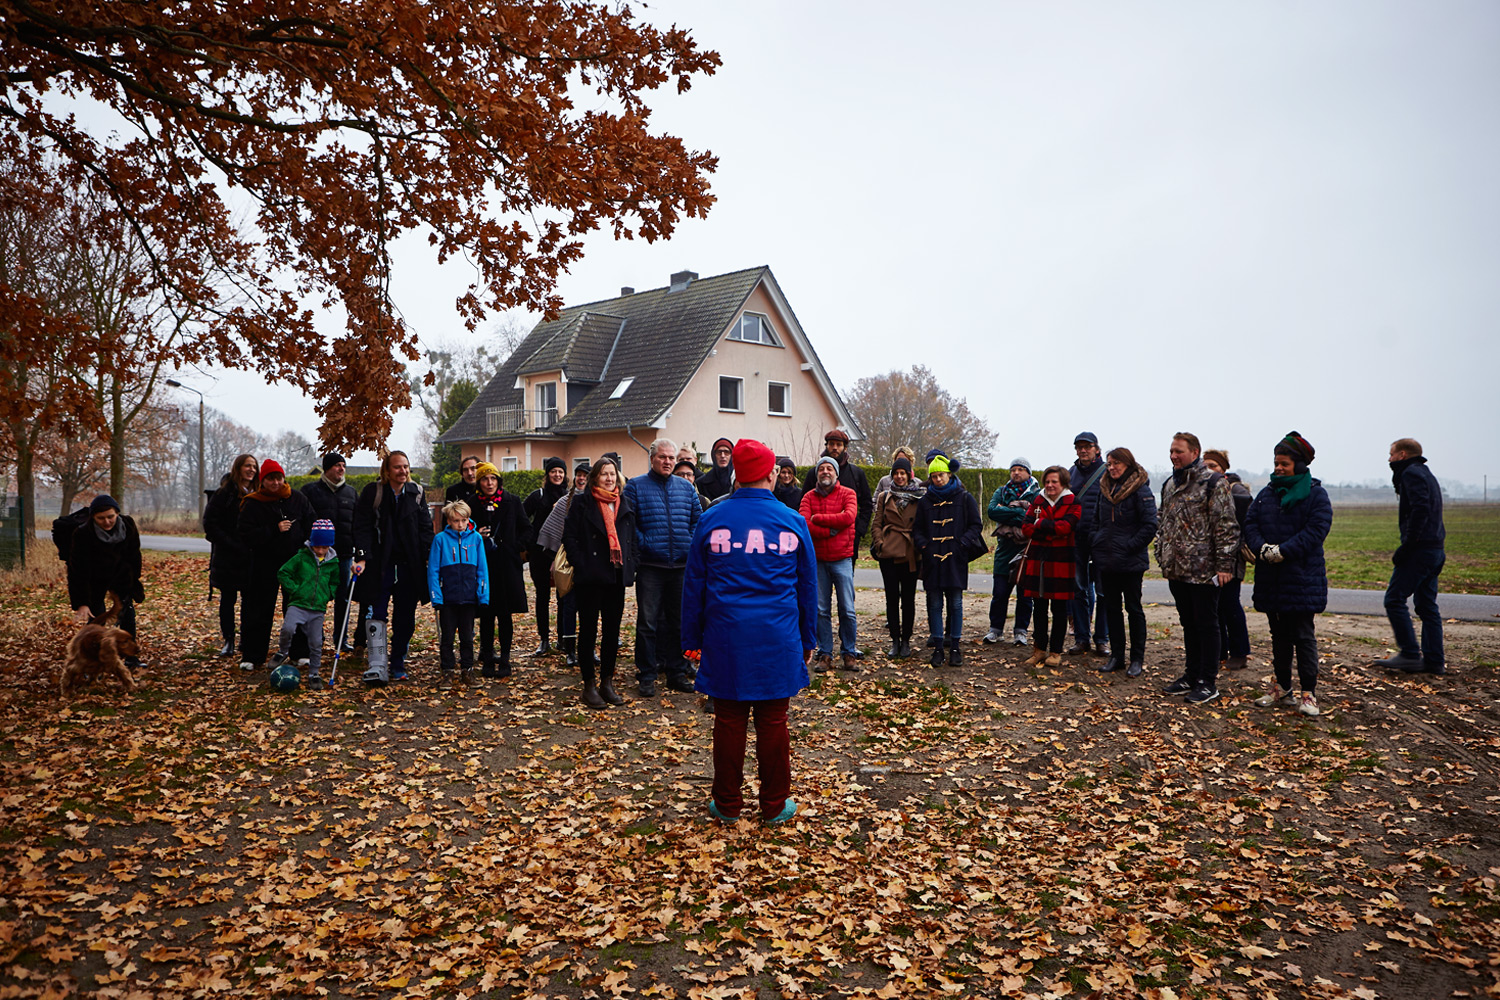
top-left (486, 406), bottom-right (559, 435)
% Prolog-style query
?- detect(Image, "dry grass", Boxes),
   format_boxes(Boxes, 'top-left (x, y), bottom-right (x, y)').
top-left (0, 546), bottom-right (66, 595)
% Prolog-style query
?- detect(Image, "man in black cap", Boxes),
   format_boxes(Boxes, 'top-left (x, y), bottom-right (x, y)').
top-left (1067, 432), bottom-right (1109, 656)
top-left (300, 452), bottom-right (358, 653)
top-left (524, 457), bottom-right (570, 656)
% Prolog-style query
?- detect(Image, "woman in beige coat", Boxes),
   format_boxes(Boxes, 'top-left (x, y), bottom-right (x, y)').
top-left (870, 456), bottom-right (925, 658)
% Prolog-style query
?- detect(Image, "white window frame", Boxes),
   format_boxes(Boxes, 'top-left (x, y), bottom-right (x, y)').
top-left (572, 457), bottom-right (590, 472)
top-left (501, 456), bottom-right (519, 472)
top-left (718, 375), bottom-right (744, 413)
top-left (727, 312), bottom-right (782, 347)
top-left (535, 381), bottom-right (557, 429)
top-left (767, 380), bottom-right (791, 417)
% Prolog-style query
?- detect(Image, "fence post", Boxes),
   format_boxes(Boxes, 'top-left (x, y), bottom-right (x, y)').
top-left (17, 494), bottom-right (23, 567)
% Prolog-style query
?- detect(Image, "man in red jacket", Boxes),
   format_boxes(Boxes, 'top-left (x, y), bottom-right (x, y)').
top-left (800, 456), bottom-right (860, 672)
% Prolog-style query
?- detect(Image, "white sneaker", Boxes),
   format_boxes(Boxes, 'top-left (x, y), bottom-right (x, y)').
top-left (1254, 683), bottom-right (1294, 708)
top-left (1012, 630), bottom-right (1028, 646)
top-left (1298, 692), bottom-right (1320, 717)
top-left (296, 658), bottom-right (311, 668)
top-left (239, 661), bottom-right (255, 672)
top-left (983, 628), bottom-right (1003, 644)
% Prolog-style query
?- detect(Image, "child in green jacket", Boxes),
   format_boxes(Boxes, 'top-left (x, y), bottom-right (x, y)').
top-left (271, 519), bottom-right (341, 682)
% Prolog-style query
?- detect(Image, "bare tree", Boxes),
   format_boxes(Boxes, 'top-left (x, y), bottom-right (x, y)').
top-left (844, 366), bottom-right (996, 468)
top-left (407, 317), bottom-right (527, 465)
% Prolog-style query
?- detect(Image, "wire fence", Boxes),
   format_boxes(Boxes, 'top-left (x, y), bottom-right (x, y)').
top-left (0, 497), bottom-right (25, 571)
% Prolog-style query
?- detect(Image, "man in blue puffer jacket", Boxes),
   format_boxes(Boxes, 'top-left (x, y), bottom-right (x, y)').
top-left (1375, 437), bottom-right (1448, 675)
top-left (623, 438), bottom-right (703, 696)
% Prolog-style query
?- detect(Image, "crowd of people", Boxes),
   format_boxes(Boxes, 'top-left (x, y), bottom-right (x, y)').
top-left (58, 427), bottom-right (1450, 821)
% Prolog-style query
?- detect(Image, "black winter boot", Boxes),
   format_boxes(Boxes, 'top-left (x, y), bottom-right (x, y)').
top-left (930, 642), bottom-right (944, 668)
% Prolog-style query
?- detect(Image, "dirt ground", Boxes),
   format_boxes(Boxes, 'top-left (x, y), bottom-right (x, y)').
top-left (2, 558), bottom-right (1499, 999)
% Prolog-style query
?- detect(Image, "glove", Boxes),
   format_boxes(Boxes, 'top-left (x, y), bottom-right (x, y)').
top-left (1392, 545), bottom-right (1409, 567)
top-left (1032, 520), bottom-right (1054, 538)
top-left (1260, 543), bottom-right (1283, 563)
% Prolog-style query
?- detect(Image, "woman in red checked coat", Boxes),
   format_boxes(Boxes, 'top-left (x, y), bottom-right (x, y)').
top-left (1021, 466), bottom-right (1080, 667)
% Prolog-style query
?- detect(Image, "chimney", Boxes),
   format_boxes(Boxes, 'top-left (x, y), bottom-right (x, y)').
top-left (668, 269), bottom-right (698, 292)
top-left (620, 286), bottom-right (635, 296)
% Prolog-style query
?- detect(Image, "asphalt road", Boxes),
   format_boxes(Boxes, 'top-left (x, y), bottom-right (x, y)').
top-left (78, 533), bottom-right (1500, 622)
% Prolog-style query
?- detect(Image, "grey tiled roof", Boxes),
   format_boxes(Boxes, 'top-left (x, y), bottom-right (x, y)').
top-left (439, 266), bottom-right (769, 442)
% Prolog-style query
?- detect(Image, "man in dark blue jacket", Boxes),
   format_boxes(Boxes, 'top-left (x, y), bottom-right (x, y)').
top-left (623, 438), bottom-right (703, 696)
top-left (1376, 438), bottom-right (1447, 675)
top-left (1067, 432), bottom-right (1109, 655)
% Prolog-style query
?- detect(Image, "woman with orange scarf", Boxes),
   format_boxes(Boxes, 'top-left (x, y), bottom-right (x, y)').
top-left (562, 457), bottom-right (635, 709)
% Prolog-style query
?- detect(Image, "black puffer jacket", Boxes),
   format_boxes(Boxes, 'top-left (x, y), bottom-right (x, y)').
top-left (203, 480), bottom-right (251, 590)
top-left (352, 481), bottom-right (434, 604)
top-left (237, 489), bottom-right (315, 586)
top-left (1091, 471), bottom-right (1158, 574)
top-left (302, 477), bottom-right (358, 558)
top-left (68, 515), bottom-right (144, 614)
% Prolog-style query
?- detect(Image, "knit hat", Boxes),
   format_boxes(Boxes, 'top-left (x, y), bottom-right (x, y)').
top-left (600, 452), bottom-right (622, 469)
top-left (928, 455), bottom-right (952, 476)
top-left (1074, 431), bottom-right (1099, 447)
top-left (732, 438), bottom-right (775, 484)
top-left (322, 452), bottom-right (346, 471)
top-left (88, 494), bottom-right (121, 515)
top-left (575, 461), bottom-right (592, 478)
top-left (475, 461), bottom-right (500, 480)
top-left (710, 437), bottom-right (733, 455)
top-left (259, 459), bottom-right (285, 478)
top-left (673, 459), bottom-right (696, 476)
top-left (309, 519), bottom-right (336, 547)
top-left (543, 456), bottom-right (566, 473)
top-left (815, 455), bottom-right (839, 474)
top-left (1008, 457), bottom-right (1032, 474)
top-left (775, 455), bottom-right (796, 472)
top-left (1274, 431), bottom-right (1316, 473)
top-left (891, 456), bottom-right (914, 476)
top-left (1203, 449), bottom-right (1230, 472)
top-left (925, 447), bottom-right (960, 472)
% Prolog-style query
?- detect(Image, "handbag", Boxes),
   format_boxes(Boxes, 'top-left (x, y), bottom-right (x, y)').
top-left (551, 545), bottom-right (575, 597)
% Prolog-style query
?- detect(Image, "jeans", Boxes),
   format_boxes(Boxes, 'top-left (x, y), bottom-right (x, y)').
top-left (1385, 547), bottom-right (1445, 665)
top-left (635, 565), bottom-right (686, 683)
top-left (878, 559), bottom-right (919, 640)
top-left (1218, 577), bottom-right (1250, 660)
top-left (438, 604), bottom-right (477, 673)
top-left (989, 566), bottom-right (1033, 633)
top-left (1033, 598), bottom-right (1069, 653)
top-left (364, 562), bottom-right (421, 669)
top-left (712, 697), bottom-right (791, 819)
top-left (1168, 579), bottom-right (1220, 690)
top-left (925, 586), bottom-right (963, 645)
top-left (1069, 545), bottom-right (1108, 646)
top-left (1266, 610), bottom-right (1318, 693)
top-left (576, 582), bottom-right (625, 685)
top-left (816, 558), bottom-right (858, 656)
top-left (1098, 569), bottom-right (1146, 661)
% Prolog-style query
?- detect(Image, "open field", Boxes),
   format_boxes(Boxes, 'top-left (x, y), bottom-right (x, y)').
top-left (2, 554), bottom-right (1499, 998)
top-left (858, 503), bottom-right (1500, 596)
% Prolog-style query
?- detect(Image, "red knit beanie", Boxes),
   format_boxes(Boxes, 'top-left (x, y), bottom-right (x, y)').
top-left (732, 439), bottom-right (775, 484)
top-left (260, 459), bottom-right (285, 478)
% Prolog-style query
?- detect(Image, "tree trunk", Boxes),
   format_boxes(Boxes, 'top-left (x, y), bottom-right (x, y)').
top-left (14, 438), bottom-right (36, 547)
top-left (109, 381), bottom-right (126, 505)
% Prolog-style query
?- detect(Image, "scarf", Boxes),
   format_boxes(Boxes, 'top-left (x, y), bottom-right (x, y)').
top-left (926, 476), bottom-right (961, 500)
top-left (242, 481), bottom-right (291, 507)
top-left (321, 471), bottom-right (346, 490)
top-left (1389, 455), bottom-right (1422, 492)
top-left (592, 486), bottom-right (622, 565)
top-left (1172, 457), bottom-right (1200, 486)
top-left (814, 476), bottom-right (837, 497)
top-left (1270, 472), bottom-right (1312, 509)
top-left (1099, 466), bottom-right (1149, 505)
top-left (885, 479), bottom-right (925, 511)
top-left (93, 516), bottom-right (127, 545)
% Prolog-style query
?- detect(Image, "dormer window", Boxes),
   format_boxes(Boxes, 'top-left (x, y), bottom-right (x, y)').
top-left (728, 313), bottom-right (782, 347)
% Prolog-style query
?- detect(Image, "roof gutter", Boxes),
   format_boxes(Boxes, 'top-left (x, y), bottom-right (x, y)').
top-left (624, 425), bottom-right (652, 454)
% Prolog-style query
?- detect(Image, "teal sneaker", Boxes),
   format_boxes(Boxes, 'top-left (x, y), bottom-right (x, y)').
top-left (708, 800), bottom-right (739, 824)
top-left (765, 798), bottom-right (798, 825)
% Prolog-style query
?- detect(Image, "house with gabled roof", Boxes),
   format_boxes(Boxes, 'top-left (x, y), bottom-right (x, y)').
top-left (437, 266), bottom-right (859, 478)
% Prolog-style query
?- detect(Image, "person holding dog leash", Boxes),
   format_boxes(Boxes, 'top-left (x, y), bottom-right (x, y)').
top-left (67, 494), bottom-right (146, 673)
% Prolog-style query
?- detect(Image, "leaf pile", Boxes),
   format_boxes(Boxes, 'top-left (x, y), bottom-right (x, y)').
top-left (1, 557), bottom-right (1498, 998)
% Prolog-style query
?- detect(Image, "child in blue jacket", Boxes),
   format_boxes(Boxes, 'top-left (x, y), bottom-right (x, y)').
top-left (429, 500), bottom-right (489, 687)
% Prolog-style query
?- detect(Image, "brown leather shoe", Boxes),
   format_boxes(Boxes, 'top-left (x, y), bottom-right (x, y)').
top-left (841, 653), bottom-right (861, 673)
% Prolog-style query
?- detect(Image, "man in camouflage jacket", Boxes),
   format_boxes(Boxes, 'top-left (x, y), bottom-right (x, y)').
top-left (1155, 432), bottom-right (1239, 705)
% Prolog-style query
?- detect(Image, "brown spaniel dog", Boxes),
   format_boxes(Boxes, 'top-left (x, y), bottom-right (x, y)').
top-left (60, 625), bottom-right (138, 696)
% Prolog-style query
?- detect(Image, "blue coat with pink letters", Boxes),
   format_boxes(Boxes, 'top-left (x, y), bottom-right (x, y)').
top-left (682, 488), bottom-right (818, 702)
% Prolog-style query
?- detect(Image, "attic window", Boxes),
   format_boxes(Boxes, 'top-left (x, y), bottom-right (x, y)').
top-left (728, 313), bottom-right (782, 347)
top-left (609, 377), bottom-right (635, 399)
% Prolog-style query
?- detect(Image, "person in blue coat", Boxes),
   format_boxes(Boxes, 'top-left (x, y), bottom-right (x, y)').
top-left (428, 500), bottom-right (490, 687)
top-left (682, 438), bottom-right (817, 826)
top-left (1243, 432), bottom-right (1332, 718)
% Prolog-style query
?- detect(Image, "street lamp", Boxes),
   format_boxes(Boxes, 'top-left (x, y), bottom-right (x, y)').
top-left (164, 378), bottom-right (205, 519)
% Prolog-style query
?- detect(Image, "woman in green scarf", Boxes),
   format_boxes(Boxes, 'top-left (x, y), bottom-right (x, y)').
top-left (1243, 432), bottom-right (1333, 717)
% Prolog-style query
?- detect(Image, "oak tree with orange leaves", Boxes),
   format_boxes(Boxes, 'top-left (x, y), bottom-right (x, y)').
top-left (0, 1), bottom-right (720, 451)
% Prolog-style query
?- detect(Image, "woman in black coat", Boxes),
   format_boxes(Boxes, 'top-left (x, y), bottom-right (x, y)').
top-left (203, 454), bottom-right (258, 657)
top-left (471, 462), bottom-right (533, 678)
top-left (522, 457), bottom-right (570, 656)
top-left (68, 494), bottom-right (146, 669)
top-left (235, 459), bottom-right (315, 670)
top-left (562, 458), bottom-right (635, 709)
top-left (352, 450), bottom-right (433, 684)
top-left (912, 457), bottom-right (984, 668)
top-left (1091, 447), bottom-right (1158, 678)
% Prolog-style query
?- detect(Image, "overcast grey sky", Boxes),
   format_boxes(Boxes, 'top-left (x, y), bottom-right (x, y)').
top-left (198, 1), bottom-right (1499, 488)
